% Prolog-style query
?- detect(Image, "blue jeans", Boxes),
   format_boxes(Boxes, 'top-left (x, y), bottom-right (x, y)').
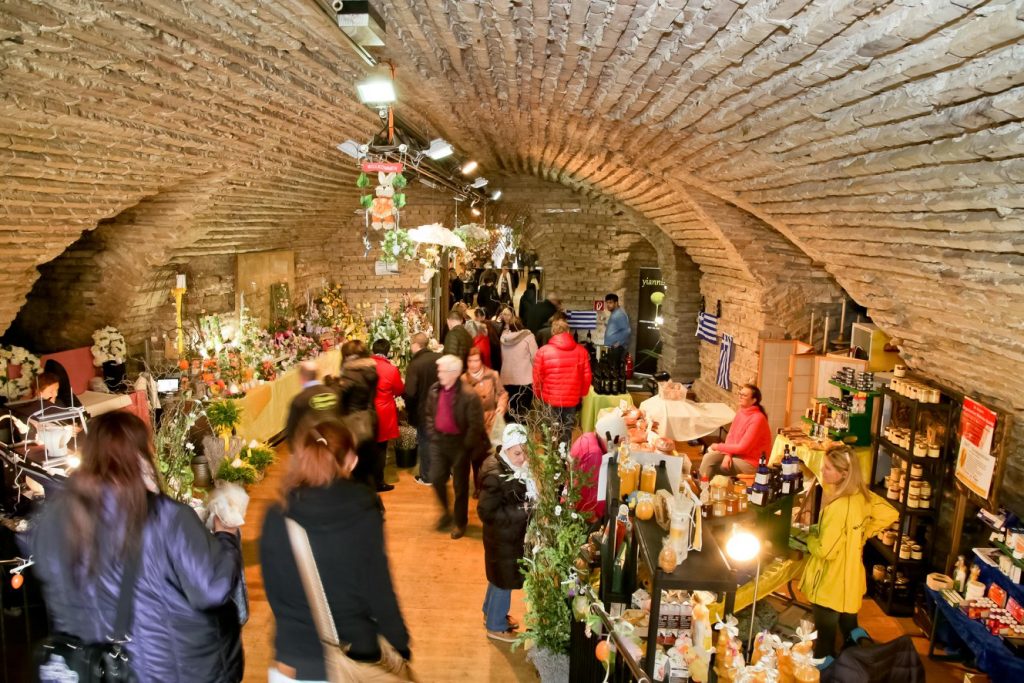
top-left (483, 582), bottom-right (512, 631)
top-left (416, 426), bottom-right (431, 480)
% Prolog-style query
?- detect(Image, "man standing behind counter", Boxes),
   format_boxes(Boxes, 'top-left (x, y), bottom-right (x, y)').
top-left (603, 293), bottom-right (631, 367)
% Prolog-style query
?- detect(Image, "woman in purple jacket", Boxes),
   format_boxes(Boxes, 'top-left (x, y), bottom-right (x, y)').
top-left (27, 412), bottom-right (244, 682)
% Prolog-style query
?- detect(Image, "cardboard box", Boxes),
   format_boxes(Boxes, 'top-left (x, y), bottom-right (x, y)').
top-left (964, 673), bottom-right (991, 683)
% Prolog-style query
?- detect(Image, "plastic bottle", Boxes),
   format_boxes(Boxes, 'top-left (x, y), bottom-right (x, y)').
top-left (614, 504), bottom-right (630, 555)
top-left (699, 475), bottom-right (712, 519)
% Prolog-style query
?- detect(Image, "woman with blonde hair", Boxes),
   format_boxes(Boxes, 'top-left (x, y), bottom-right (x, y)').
top-left (260, 416), bottom-right (412, 682)
top-left (799, 444), bottom-right (897, 660)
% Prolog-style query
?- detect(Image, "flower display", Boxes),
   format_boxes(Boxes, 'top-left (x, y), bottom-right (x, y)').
top-left (367, 302), bottom-right (412, 373)
top-left (0, 345), bottom-right (42, 400)
top-left (314, 284), bottom-right (369, 341)
top-left (90, 326), bottom-right (126, 366)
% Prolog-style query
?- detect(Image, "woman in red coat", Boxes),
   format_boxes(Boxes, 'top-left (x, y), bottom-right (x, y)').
top-left (371, 338), bottom-right (405, 493)
top-left (468, 320), bottom-right (492, 368)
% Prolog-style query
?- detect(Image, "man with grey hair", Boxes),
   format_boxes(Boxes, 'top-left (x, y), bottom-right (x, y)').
top-left (424, 354), bottom-right (485, 539)
top-left (403, 332), bottom-right (441, 485)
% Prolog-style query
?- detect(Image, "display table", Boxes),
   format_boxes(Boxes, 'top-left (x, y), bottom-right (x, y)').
top-left (927, 561), bottom-right (1024, 679)
top-left (229, 350), bottom-right (340, 442)
top-left (639, 394), bottom-right (735, 442)
top-left (580, 387), bottom-right (633, 434)
top-left (769, 434), bottom-right (871, 482)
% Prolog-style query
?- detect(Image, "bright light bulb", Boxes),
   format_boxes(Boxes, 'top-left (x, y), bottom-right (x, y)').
top-left (725, 526), bottom-right (760, 562)
top-left (356, 77), bottom-right (396, 104)
top-left (471, 207), bottom-right (481, 217)
top-left (461, 160), bottom-right (478, 174)
top-left (491, 190), bottom-right (502, 201)
top-left (655, 315), bottom-right (664, 326)
top-left (67, 453), bottom-right (81, 469)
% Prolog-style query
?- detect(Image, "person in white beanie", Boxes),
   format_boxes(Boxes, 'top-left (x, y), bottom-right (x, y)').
top-left (570, 411), bottom-right (628, 523)
top-left (476, 423), bottom-right (534, 643)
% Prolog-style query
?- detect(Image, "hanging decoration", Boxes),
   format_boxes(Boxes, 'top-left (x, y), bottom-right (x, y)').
top-left (408, 222), bottom-right (467, 282)
top-left (379, 227), bottom-right (417, 264)
top-left (0, 345), bottom-right (42, 400)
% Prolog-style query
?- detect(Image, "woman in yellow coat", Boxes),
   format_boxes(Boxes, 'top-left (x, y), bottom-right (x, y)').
top-left (800, 444), bottom-right (898, 659)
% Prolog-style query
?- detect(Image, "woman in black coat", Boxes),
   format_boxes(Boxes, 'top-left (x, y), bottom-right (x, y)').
top-left (476, 423), bottom-right (534, 642)
top-left (336, 339), bottom-right (379, 489)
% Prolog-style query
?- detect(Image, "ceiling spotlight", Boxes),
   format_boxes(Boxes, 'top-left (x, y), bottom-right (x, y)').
top-left (461, 160), bottom-right (478, 175)
top-left (356, 66), bottom-right (396, 104)
top-left (470, 177), bottom-right (489, 189)
top-left (336, 140), bottom-right (364, 159)
top-left (424, 138), bottom-right (453, 160)
top-left (491, 189), bottom-right (502, 201)
top-left (471, 207), bottom-right (482, 217)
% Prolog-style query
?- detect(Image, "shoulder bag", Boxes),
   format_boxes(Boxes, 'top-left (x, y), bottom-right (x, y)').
top-left (36, 549), bottom-right (142, 683)
top-left (284, 518), bottom-right (414, 683)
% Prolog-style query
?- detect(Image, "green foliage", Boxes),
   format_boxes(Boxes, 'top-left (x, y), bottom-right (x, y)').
top-left (356, 172), bottom-right (370, 188)
top-left (216, 457), bottom-right (259, 486)
top-left (392, 173), bottom-right (407, 189)
top-left (241, 443), bottom-right (276, 472)
top-left (517, 412), bottom-right (589, 655)
top-left (360, 194), bottom-right (373, 208)
top-left (206, 399), bottom-right (242, 432)
top-left (367, 302), bottom-right (413, 373)
top-left (379, 228), bottom-right (417, 265)
top-left (154, 400), bottom-right (205, 502)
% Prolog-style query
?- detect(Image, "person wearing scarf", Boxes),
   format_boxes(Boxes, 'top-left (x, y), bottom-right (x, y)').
top-left (462, 347), bottom-right (508, 496)
top-left (476, 424), bottom-right (535, 643)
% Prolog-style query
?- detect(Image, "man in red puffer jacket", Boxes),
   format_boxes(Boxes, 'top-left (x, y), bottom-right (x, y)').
top-left (533, 319), bottom-right (592, 444)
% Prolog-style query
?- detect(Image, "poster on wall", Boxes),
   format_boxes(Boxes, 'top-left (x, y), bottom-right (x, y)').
top-left (955, 397), bottom-right (998, 500)
top-left (635, 267), bottom-right (667, 375)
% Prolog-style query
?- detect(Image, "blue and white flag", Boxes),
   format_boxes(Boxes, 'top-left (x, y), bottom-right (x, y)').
top-left (696, 311), bottom-right (718, 344)
top-left (566, 310), bottom-right (598, 330)
top-left (717, 334), bottom-right (734, 390)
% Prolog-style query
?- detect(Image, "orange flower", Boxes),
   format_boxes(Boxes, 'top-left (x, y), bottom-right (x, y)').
top-left (178, 360), bottom-right (189, 370)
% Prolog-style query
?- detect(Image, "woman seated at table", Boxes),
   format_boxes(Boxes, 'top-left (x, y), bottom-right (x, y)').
top-left (698, 383), bottom-right (771, 478)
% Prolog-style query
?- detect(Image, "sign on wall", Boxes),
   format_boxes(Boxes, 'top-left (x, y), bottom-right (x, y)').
top-left (955, 397), bottom-right (998, 500)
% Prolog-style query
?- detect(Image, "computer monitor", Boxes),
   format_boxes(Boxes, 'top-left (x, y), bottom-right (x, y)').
top-left (157, 378), bottom-right (180, 394)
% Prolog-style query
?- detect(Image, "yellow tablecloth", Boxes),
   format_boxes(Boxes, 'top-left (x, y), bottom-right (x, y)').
top-left (710, 556), bottom-right (807, 622)
top-left (579, 387), bottom-right (633, 433)
top-left (768, 434), bottom-right (872, 482)
top-left (231, 350), bottom-right (341, 442)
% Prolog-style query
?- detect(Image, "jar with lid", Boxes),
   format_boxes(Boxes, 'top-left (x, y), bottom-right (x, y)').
top-left (659, 540), bottom-right (678, 573)
top-left (899, 543), bottom-right (912, 559)
top-left (725, 494), bottom-right (737, 516)
top-left (911, 544), bottom-right (923, 560)
top-left (639, 464), bottom-right (657, 494)
top-left (618, 459), bottom-right (639, 497)
top-left (911, 463), bottom-right (923, 477)
top-left (713, 499), bottom-right (727, 518)
top-left (908, 493), bottom-right (920, 509)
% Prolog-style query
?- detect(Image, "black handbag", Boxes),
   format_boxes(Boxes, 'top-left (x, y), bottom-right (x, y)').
top-left (36, 549), bottom-right (142, 683)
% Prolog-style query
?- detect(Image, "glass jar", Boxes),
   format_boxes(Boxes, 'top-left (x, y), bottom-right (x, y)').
top-left (658, 540), bottom-right (678, 573)
top-left (725, 494), bottom-right (737, 516)
top-left (618, 460), bottom-right (639, 496)
top-left (669, 511), bottom-right (690, 562)
top-left (639, 464), bottom-right (657, 494)
top-left (713, 499), bottom-right (727, 517)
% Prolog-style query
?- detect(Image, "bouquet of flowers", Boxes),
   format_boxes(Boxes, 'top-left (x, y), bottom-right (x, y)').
top-left (315, 284), bottom-right (368, 341)
top-left (154, 400), bottom-right (205, 502)
top-left (90, 326), bottom-right (126, 366)
top-left (367, 302), bottom-right (412, 373)
top-left (0, 344), bottom-right (42, 400)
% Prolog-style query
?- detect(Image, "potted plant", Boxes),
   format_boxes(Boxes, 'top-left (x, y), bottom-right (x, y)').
top-left (90, 326), bottom-right (127, 391)
top-left (395, 423), bottom-right (418, 469)
top-left (517, 410), bottom-right (590, 682)
top-left (206, 399), bottom-right (242, 450)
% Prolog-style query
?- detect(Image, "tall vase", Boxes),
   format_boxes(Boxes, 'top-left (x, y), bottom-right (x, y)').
top-left (102, 361), bottom-right (126, 392)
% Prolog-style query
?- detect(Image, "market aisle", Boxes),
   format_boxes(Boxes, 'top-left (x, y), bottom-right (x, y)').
top-left (240, 448), bottom-right (538, 682)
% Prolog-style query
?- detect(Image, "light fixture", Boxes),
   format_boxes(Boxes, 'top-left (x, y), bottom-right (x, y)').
top-left (470, 177), bottom-right (489, 189)
top-left (725, 525), bottom-right (762, 655)
top-left (356, 67), bottom-right (396, 104)
top-left (490, 189), bottom-right (502, 201)
top-left (461, 160), bottom-right (478, 175)
top-left (424, 138), bottom-right (453, 160)
top-left (471, 207), bottom-right (481, 217)
top-left (336, 140), bottom-right (365, 159)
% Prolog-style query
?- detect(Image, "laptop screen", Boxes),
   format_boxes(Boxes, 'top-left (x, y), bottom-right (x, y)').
top-left (157, 378), bottom-right (179, 393)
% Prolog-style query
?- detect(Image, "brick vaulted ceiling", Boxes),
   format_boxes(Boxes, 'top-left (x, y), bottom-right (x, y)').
top-left (1, 1), bottom-right (1024, 410)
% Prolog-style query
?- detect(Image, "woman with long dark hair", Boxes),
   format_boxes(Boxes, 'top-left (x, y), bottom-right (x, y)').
top-left (27, 411), bottom-right (243, 682)
top-left (261, 417), bottom-right (412, 682)
top-left (698, 383), bottom-right (772, 477)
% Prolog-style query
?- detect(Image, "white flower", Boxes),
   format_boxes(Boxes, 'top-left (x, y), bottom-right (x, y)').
top-left (554, 505), bottom-right (562, 517)
top-left (249, 439), bottom-right (259, 449)
top-left (231, 458), bottom-right (244, 468)
top-left (554, 471), bottom-right (560, 480)
top-left (185, 442), bottom-right (195, 451)
top-left (558, 442), bottom-right (568, 457)
top-left (571, 512), bottom-right (579, 520)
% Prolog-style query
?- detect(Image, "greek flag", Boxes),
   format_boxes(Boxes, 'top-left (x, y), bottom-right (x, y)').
top-left (566, 310), bottom-right (598, 330)
top-left (717, 334), bottom-right (734, 390)
top-left (696, 311), bottom-right (718, 344)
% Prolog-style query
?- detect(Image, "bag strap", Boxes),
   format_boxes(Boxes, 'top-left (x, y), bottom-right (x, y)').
top-left (111, 546), bottom-right (141, 643)
top-left (284, 517), bottom-right (343, 649)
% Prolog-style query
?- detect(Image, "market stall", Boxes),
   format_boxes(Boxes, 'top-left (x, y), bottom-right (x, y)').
top-left (580, 386), bottom-right (633, 434)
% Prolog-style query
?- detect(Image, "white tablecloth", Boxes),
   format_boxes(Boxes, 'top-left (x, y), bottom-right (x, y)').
top-left (639, 395), bottom-right (735, 442)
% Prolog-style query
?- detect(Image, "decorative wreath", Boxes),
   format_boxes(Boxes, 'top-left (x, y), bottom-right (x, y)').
top-left (0, 344), bottom-right (42, 400)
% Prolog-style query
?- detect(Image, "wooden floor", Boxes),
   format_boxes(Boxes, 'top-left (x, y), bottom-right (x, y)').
top-left (239, 448), bottom-right (968, 682)
top-left (240, 450), bottom-right (538, 682)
